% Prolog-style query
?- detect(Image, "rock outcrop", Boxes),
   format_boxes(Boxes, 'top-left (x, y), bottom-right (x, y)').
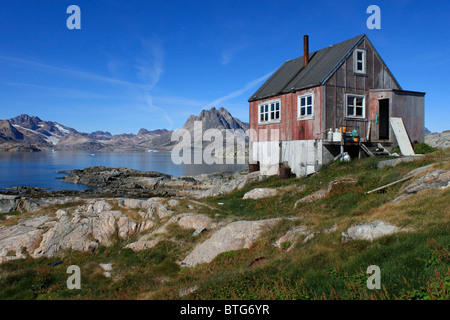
top-left (58, 166), bottom-right (262, 199)
top-left (180, 218), bottom-right (281, 267)
top-left (273, 226), bottom-right (309, 250)
top-left (393, 169), bottom-right (450, 203)
top-left (242, 188), bottom-right (277, 200)
top-left (0, 198), bottom-right (163, 263)
top-left (341, 220), bottom-right (410, 243)
top-left (294, 177), bottom-right (357, 208)
top-left (425, 130), bottom-right (450, 149)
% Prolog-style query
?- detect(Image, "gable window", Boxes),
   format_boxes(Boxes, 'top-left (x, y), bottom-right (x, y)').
top-left (297, 93), bottom-right (314, 120)
top-left (354, 49), bottom-right (366, 74)
top-left (346, 94), bottom-right (365, 118)
top-left (259, 99), bottom-right (280, 124)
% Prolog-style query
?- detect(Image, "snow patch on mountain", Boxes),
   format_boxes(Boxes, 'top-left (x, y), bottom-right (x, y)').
top-left (12, 124), bottom-right (62, 145)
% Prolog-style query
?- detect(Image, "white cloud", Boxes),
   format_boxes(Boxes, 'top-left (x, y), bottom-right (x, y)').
top-left (135, 38), bottom-right (164, 90)
top-left (204, 70), bottom-right (274, 109)
top-left (0, 55), bottom-right (141, 88)
top-left (0, 81), bottom-right (129, 100)
top-left (220, 44), bottom-right (247, 66)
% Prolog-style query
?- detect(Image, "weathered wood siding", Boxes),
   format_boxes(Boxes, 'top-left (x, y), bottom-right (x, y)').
top-left (323, 38), bottom-right (401, 140)
top-left (369, 90), bottom-right (425, 143)
top-left (249, 87), bottom-right (323, 143)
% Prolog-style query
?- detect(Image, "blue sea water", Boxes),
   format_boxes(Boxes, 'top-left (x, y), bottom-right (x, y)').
top-left (0, 151), bottom-right (247, 191)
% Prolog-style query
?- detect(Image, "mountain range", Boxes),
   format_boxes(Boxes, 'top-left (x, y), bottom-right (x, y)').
top-left (0, 107), bottom-right (249, 152)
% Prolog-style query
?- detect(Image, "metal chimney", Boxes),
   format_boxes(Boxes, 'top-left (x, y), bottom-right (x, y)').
top-left (303, 35), bottom-right (309, 67)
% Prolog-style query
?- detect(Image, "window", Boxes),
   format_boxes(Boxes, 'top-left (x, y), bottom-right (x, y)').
top-left (346, 94), bottom-right (365, 118)
top-left (258, 99), bottom-right (280, 124)
top-left (297, 93), bottom-right (314, 120)
top-left (354, 49), bottom-right (366, 74)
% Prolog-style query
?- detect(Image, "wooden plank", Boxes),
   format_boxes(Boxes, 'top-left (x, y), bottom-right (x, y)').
top-left (360, 143), bottom-right (374, 157)
top-left (366, 121), bottom-right (371, 141)
top-left (366, 176), bottom-right (413, 194)
top-left (390, 117), bottom-right (415, 156)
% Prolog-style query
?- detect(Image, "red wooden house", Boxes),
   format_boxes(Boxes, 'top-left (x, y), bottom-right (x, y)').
top-left (248, 34), bottom-right (425, 177)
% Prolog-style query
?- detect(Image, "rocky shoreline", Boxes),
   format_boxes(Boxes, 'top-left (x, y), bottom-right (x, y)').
top-left (0, 166), bottom-right (264, 215)
top-left (57, 166), bottom-right (262, 199)
top-left (1, 153), bottom-right (449, 269)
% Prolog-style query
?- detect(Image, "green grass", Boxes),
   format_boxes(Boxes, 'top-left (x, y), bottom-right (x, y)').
top-left (0, 148), bottom-right (448, 300)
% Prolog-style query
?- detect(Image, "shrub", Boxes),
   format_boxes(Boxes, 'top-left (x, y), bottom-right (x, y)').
top-left (413, 143), bottom-right (437, 154)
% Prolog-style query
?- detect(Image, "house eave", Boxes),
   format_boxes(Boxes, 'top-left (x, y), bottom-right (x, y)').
top-left (248, 83), bottom-right (322, 102)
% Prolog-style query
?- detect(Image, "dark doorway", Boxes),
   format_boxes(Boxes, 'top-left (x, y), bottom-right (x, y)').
top-left (378, 99), bottom-right (389, 139)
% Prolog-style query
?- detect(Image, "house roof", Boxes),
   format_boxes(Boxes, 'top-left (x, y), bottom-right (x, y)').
top-left (248, 34), bottom-right (367, 102)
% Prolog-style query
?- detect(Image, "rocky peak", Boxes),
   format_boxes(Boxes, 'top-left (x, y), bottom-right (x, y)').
top-left (91, 131), bottom-right (112, 138)
top-left (182, 107), bottom-right (249, 132)
top-left (8, 114), bottom-right (43, 130)
top-left (0, 120), bottom-right (24, 140)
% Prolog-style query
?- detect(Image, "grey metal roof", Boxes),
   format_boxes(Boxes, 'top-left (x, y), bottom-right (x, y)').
top-left (248, 34), bottom-right (365, 102)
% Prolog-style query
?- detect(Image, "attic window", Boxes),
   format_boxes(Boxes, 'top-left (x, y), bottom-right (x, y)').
top-left (297, 93), bottom-right (314, 120)
top-left (346, 94), bottom-right (365, 118)
top-left (258, 99), bottom-right (281, 124)
top-left (354, 49), bottom-right (366, 74)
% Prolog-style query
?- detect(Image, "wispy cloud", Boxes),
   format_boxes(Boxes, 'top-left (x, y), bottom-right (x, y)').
top-left (135, 38), bottom-right (164, 90)
top-left (204, 70), bottom-right (274, 109)
top-left (220, 44), bottom-right (247, 66)
top-left (0, 55), bottom-right (142, 89)
top-left (140, 92), bottom-right (174, 129)
top-left (0, 38), bottom-right (174, 128)
top-left (0, 81), bottom-right (129, 100)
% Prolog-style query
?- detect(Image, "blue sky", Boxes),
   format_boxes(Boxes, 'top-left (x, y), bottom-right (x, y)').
top-left (0, 0), bottom-right (448, 134)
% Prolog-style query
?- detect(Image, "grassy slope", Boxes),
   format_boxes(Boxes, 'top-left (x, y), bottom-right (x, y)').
top-left (0, 149), bottom-right (449, 300)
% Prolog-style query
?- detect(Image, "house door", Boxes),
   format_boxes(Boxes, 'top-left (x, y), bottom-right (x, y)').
top-left (378, 99), bottom-right (389, 139)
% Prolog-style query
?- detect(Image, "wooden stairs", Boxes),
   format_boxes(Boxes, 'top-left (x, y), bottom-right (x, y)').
top-left (361, 142), bottom-right (391, 157)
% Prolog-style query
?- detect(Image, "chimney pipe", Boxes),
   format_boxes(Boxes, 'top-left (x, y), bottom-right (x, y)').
top-left (303, 35), bottom-right (309, 67)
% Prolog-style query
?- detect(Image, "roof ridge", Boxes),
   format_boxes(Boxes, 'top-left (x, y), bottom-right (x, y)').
top-left (248, 34), bottom-right (368, 102)
top-left (319, 34), bottom-right (366, 84)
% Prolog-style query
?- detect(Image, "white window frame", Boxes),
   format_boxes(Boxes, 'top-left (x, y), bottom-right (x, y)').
top-left (345, 94), bottom-right (366, 119)
top-left (354, 49), bottom-right (366, 74)
top-left (297, 93), bottom-right (314, 120)
top-left (258, 99), bottom-right (281, 124)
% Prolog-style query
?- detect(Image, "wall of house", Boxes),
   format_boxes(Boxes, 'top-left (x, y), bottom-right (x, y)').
top-left (369, 90), bottom-right (425, 144)
top-left (392, 91), bottom-right (425, 144)
top-left (248, 86), bottom-right (323, 143)
top-left (249, 140), bottom-right (322, 177)
top-left (248, 87), bottom-right (324, 176)
top-left (323, 37), bottom-right (401, 141)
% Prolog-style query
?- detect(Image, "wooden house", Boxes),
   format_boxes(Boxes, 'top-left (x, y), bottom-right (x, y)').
top-left (248, 34), bottom-right (425, 177)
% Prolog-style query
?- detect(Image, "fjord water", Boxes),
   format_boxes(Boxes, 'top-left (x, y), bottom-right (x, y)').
top-left (0, 151), bottom-right (247, 191)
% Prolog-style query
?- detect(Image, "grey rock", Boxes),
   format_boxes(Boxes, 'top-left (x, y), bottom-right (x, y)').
top-left (180, 218), bottom-right (281, 267)
top-left (167, 199), bottom-right (180, 208)
top-left (0, 216), bottom-right (53, 263)
top-left (294, 178), bottom-right (357, 208)
top-left (393, 169), bottom-right (450, 203)
top-left (99, 263), bottom-right (113, 278)
top-left (377, 156), bottom-right (424, 169)
top-left (58, 166), bottom-right (262, 199)
top-left (170, 213), bottom-right (214, 230)
top-left (124, 237), bottom-right (164, 252)
top-left (302, 225), bottom-right (337, 243)
top-left (274, 226), bottom-right (309, 250)
top-left (425, 130), bottom-right (450, 149)
top-left (242, 188), bottom-right (277, 200)
top-left (193, 226), bottom-right (207, 236)
top-left (341, 220), bottom-right (410, 243)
